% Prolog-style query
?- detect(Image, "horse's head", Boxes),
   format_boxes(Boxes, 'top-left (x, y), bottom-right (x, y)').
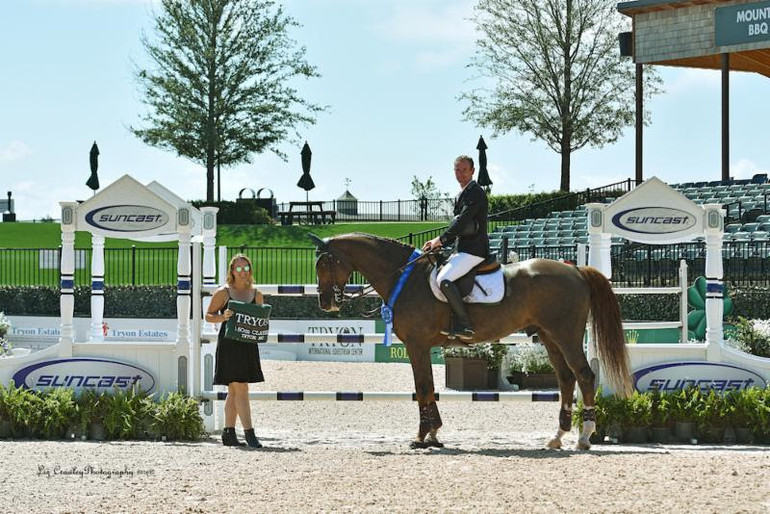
top-left (308, 233), bottom-right (353, 312)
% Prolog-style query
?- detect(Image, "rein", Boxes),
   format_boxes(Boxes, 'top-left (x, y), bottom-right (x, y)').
top-left (320, 247), bottom-right (432, 308)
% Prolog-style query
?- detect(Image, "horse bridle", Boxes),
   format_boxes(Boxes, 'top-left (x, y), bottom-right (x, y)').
top-left (309, 233), bottom-right (430, 307)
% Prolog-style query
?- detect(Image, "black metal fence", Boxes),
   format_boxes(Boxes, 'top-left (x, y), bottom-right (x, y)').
top-left (276, 198), bottom-right (456, 222)
top-left (1, 241), bottom-right (768, 288)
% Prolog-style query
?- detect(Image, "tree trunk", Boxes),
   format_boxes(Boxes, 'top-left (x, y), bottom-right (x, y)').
top-left (206, 157), bottom-right (215, 202)
top-left (560, 140), bottom-right (571, 192)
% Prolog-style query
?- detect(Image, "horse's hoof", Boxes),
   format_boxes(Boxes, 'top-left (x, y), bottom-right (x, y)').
top-left (545, 437), bottom-right (562, 449)
top-left (410, 440), bottom-right (428, 449)
top-left (576, 440), bottom-right (592, 451)
top-left (424, 438), bottom-right (444, 448)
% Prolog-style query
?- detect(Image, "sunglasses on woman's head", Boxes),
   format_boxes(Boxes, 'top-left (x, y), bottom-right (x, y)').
top-left (234, 265), bottom-right (251, 272)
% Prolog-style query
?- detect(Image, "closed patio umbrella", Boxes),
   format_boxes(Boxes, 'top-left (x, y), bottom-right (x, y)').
top-left (297, 141), bottom-right (315, 201)
top-left (86, 141), bottom-right (100, 193)
top-left (476, 136), bottom-right (492, 192)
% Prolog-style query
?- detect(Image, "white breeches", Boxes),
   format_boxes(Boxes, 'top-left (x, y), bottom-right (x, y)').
top-left (437, 252), bottom-right (485, 283)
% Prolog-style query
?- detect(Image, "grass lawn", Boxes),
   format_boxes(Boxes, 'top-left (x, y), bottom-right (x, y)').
top-left (0, 221), bottom-right (447, 248)
top-left (0, 221), bottom-right (448, 286)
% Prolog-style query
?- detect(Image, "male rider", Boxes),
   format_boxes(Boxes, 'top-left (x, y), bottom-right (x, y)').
top-left (422, 155), bottom-right (489, 340)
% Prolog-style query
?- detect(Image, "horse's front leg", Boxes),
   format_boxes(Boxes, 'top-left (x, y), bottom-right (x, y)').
top-left (407, 343), bottom-right (443, 449)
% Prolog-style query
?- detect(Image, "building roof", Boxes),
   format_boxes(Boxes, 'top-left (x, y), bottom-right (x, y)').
top-left (337, 190), bottom-right (357, 201)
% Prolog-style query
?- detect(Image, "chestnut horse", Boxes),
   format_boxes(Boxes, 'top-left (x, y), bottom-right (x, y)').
top-left (309, 233), bottom-right (632, 450)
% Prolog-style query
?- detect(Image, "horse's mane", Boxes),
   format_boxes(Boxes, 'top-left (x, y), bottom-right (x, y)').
top-left (332, 232), bottom-right (415, 252)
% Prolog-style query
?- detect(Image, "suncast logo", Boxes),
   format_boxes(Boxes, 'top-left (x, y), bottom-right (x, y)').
top-left (85, 205), bottom-right (169, 232)
top-left (612, 207), bottom-right (696, 235)
top-left (12, 358), bottom-right (156, 393)
top-left (633, 361), bottom-right (766, 393)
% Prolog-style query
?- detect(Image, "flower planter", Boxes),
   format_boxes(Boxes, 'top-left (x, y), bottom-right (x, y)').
top-left (700, 426), bottom-right (725, 444)
top-left (650, 427), bottom-right (671, 444)
top-left (623, 426), bottom-right (648, 444)
top-left (445, 357), bottom-right (498, 390)
top-left (507, 371), bottom-right (558, 390)
top-left (673, 421), bottom-right (696, 442)
top-left (0, 418), bottom-right (12, 439)
top-left (734, 427), bottom-right (753, 444)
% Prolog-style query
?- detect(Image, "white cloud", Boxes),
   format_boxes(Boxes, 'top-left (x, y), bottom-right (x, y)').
top-left (371, 0), bottom-right (476, 68)
top-left (0, 141), bottom-right (32, 164)
top-left (730, 158), bottom-right (760, 180)
top-left (373, 1), bottom-right (476, 46)
top-left (663, 68), bottom-right (721, 96)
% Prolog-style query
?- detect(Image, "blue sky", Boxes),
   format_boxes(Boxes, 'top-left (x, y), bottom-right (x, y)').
top-left (2, 0), bottom-right (770, 221)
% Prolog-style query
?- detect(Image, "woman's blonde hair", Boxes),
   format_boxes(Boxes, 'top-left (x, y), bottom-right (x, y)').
top-left (226, 253), bottom-right (254, 286)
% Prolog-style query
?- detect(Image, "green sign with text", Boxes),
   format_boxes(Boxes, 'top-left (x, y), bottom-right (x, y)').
top-left (716, 1), bottom-right (770, 47)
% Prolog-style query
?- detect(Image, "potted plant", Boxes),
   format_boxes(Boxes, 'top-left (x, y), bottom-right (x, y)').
top-left (670, 386), bottom-right (701, 442)
top-left (698, 389), bottom-right (728, 443)
top-left (649, 390), bottom-right (673, 444)
top-left (75, 389), bottom-right (108, 441)
top-left (622, 391), bottom-right (651, 444)
top-left (725, 388), bottom-right (759, 444)
top-left (103, 387), bottom-right (150, 440)
top-left (0, 381), bottom-right (39, 438)
top-left (150, 392), bottom-right (206, 441)
top-left (443, 343), bottom-right (507, 390)
top-left (36, 388), bottom-right (77, 440)
top-left (506, 342), bottom-right (557, 389)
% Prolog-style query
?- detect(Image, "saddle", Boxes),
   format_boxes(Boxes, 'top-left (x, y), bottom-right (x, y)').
top-left (429, 248), bottom-right (505, 303)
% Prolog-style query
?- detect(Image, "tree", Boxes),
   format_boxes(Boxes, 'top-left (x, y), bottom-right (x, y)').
top-left (461, 0), bottom-right (662, 191)
top-left (411, 175), bottom-right (451, 221)
top-left (132, 0), bottom-right (324, 202)
top-left (410, 175), bottom-right (441, 201)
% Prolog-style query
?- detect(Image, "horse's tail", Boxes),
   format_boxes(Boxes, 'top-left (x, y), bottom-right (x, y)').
top-left (578, 266), bottom-right (633, 397)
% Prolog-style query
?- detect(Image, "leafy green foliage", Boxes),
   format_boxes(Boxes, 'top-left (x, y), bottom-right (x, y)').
top-left (133, 0), bottom-right (323, 201)
top-left (35, 388), bottom-right (77, 439)
top-left (507, 342), bottom-right (554, 374)
top-left (442, 343), bottom-right (508, 370)
top-left (102, 388), bottom-right (155, 440)
top-left (150, 392), bottom-right (206, 441)
top-left (0, 385), bottom-right (204, 441)
top-left (730, 317), bottom-right (770, 358)
top-left (191, 200), bottom-right (272, 225)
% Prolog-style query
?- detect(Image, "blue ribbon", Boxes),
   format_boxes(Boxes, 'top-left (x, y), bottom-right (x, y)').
top-left (381, 249), bottom-right (422, 346)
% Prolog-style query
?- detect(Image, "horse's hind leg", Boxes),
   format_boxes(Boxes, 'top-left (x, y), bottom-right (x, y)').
top-left (407, 345), bottom-right (443, 449)
top-left (540, 337), bottom-right (576, 450)
top-left (546, 332), bottom-right (597, 450)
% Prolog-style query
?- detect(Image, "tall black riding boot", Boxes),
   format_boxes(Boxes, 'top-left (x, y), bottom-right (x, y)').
top-left (221, 427), bottom-right (245, 447)
top-left (439, 280), bottom-right (474, 340)
top-left (244, 428), bottom-right (263, 448)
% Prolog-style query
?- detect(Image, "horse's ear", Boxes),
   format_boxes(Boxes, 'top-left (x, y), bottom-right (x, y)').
top-left (307, 233), bottom-right (327, 250)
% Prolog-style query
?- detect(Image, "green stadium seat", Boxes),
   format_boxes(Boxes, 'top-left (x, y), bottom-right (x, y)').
top-left (732, 231), bottom-right (752, 241)
top-left (742, 222), bottom-right (760, 233)
top-left (751, 231), bottom-right (769, 241)
top-left (758, 222), bottom-right (770, 232)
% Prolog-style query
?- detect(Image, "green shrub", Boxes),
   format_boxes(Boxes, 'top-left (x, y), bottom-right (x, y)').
top-left (669, 386), bottom-right (703, 423)
top-left (151, 392), bottom-right (206, 441)
top-left (102, 388), bottom-right (155, 440)
top-left (35, 388), bottom-right (77, 439)
top-left (0, 382), bottom-right (40, 437)
top-left (729, 317), bottom-right (770, 358)
top-left (191, 200), bottom-right (272, 225)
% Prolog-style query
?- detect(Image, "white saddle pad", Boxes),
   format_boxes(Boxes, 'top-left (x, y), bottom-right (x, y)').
top-left (429, 267), bottom-right (505, 304)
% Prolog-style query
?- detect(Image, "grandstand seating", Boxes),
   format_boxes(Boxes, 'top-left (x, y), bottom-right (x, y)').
top-left (489, 176), bottom-right (770, 268)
